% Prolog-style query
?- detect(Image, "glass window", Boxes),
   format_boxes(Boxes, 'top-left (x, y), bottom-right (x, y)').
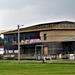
top-left (44, 34), bottom-right (46, 40)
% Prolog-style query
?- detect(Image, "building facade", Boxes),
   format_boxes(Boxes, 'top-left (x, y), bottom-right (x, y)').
top-left (3, 21), bottom-right (75, 59)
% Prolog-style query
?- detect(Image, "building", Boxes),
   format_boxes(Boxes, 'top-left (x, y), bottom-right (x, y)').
top-left (3, 21), bottom-right (75, 59)
top-left (0, 46), bottom-right (4, 55)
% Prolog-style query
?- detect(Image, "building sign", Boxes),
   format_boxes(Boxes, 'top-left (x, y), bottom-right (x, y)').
top-left (6, 50), bottom-right (18, 54)
top-left (12, 39), bottom-right (41, 45)
top-left (14, 50), bottom-right (18, 53)
top-left (8, 50), bottom-right (13, 53)
top-left (25, 39), bottom-right (41, 44)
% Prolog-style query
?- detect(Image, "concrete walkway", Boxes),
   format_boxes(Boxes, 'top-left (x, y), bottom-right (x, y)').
top-left (0, 59), bottom-right (75, 63)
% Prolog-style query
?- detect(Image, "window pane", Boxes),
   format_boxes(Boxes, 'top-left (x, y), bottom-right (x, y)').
top-left (44, 34), bottom-right (46, 40)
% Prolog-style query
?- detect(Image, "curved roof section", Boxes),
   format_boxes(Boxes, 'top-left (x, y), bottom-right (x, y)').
top-left (3, 21), bottom-right (75, 34)
top-left (34, 21), bottom-right (75, 26)
top-left (50, 21), bottom-right (75, 24)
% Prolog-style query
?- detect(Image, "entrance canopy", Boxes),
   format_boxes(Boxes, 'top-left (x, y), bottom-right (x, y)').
top-left (63, 37), bottom-right (75, 42)
top-left (62, 37), bottom-right (75, 54)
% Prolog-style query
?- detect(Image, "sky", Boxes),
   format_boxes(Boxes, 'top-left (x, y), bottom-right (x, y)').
top-left (0, 0), bottom-right (75, 30)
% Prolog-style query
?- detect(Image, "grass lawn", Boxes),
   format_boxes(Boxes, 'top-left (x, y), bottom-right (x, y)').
top-left (0, 61), bottom-right (75, 75)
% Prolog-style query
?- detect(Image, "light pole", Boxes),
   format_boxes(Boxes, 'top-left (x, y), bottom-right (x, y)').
top-left (18, 25), bottom-right (24, 63)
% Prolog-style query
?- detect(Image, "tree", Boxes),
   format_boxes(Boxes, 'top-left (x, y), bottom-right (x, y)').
top-left (0, 37), bottom-right (4, 45)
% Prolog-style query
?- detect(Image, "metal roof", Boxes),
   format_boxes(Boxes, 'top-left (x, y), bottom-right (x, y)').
top-left (64, 37), bottom-right (75, 42)
top-left (2, 21), bottom-right (75, 34)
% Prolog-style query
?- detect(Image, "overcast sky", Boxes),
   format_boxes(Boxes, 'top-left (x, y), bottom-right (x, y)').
top-left (0, 0), bottom-right (75, 30)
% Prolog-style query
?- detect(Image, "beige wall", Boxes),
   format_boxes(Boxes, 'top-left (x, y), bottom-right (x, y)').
top-left (40, 30), bottom-right (75, 42)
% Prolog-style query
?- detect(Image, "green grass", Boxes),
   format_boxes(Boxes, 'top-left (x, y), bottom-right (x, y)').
top-left (0, 62), bottom-right (75, 75)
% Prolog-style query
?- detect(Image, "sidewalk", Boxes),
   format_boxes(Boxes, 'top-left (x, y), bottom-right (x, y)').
top-left (0, 59), bottom-right (75, 63)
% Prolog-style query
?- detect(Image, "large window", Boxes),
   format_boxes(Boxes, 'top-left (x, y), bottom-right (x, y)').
top-left (12, 36), bottom-right (16, 41)
top-left (44, 34), bottom-right (47, 40)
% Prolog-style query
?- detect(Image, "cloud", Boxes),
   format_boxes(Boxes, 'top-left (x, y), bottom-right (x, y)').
top-left (0, 0), bottom-right (75, 30)
top-left (0, 4), bottom-right (41, 29)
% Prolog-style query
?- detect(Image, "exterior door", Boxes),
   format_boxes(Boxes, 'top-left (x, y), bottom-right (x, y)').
top-left (44, 46), bottom-right (48, 56)
top-left (35, 45), bottom-right (43, 60)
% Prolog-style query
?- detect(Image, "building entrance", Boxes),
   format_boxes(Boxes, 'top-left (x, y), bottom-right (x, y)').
top-left (35, 45), bottom-right (48, 60)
